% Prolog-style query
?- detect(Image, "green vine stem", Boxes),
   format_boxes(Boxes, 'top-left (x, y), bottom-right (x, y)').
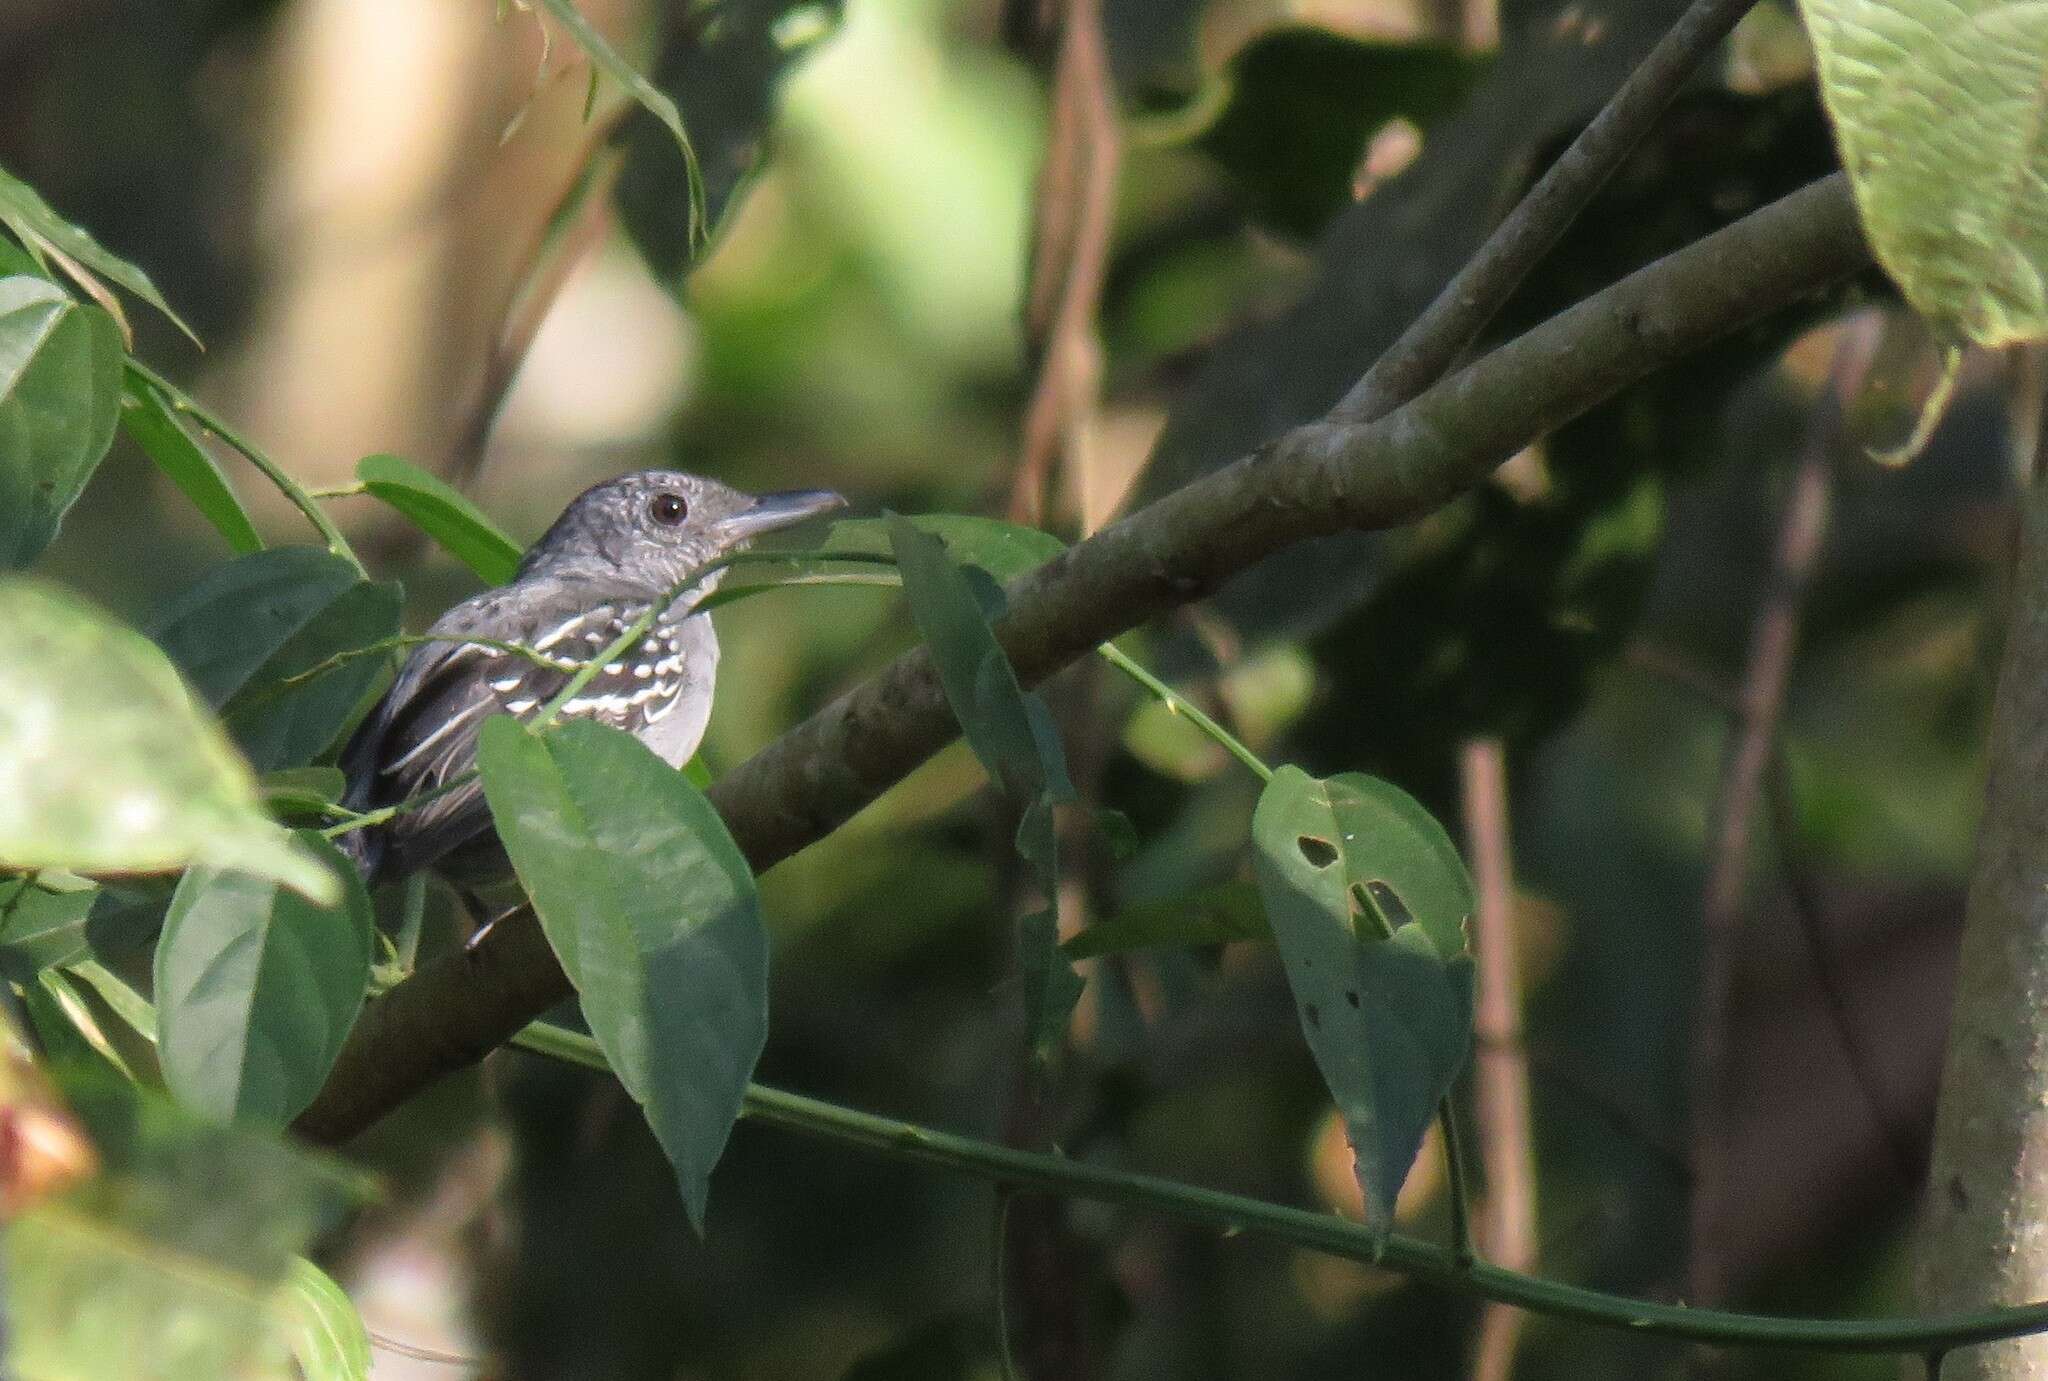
top-left (126, 359), bottom-right (364, 574)
top-left (508, 1018), bottom-right (2048, 1356)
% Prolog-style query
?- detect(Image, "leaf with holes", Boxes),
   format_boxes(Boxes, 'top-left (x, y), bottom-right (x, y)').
top-left (0, 166), bottom-right (199, 345)
top-left (1250, 764), bottom-right (1473, 1239)
top-left (1801, 0), bottom-right (2048, 346)
top-left (0, 276), bottom-right (123, 568)
top-left (477, 716), bottom-right (767, 1232)
top-left (120, 368), bottom-right (262, 557)
top-left (357, 453), bottom-right (522, 585)
top-left (0, 579), bottom-right (335, 901)
top-left (155, 832), bottom-right (371, 1125)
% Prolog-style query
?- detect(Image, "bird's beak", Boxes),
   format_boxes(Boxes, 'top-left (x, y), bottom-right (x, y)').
top-left (717, 489), bottom-right (848, 542)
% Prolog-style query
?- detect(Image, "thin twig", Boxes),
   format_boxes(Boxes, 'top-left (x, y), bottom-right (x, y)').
top-left (1007, 0), bottom-right (1120, 525)
top-left (1688, 320), bottom-right (1876, 1308)
top-left (1763, 754), bottom-right (1919, 1186)
top-left (1462, 738), bottom-right (1537, 1381)
top-left (1335, 0), bottom-right (1759, 425)
top-left (511, 1022), bottom-right (2048, 1355)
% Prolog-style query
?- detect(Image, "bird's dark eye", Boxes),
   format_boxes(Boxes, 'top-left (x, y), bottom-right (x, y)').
top-left (648, 492), bottom-right (688, 526)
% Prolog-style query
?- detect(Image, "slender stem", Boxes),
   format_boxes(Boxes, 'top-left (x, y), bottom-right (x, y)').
top-left (1094, 643), bottom-right (1272, 781)
top-left (1335, 0), bottom-right (1761, 423)
top-left (504, 1023), bottom-right (2048, 1355)
top-left (1439, 1094), bottom-right (1476, 1269)
top-left (320, 772), bottom-right (476, 840)
top-left (125, 359), bottom-right (364, 573)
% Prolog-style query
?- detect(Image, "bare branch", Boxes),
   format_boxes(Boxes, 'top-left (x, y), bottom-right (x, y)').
top-left (1336, 0), bottom-right (1760, 426)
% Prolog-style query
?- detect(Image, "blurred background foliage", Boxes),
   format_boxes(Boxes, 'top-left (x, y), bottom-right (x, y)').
top-left (0, 0), bottom-right (2016, 1375)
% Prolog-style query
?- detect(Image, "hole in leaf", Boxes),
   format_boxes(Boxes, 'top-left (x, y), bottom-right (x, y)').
top-left (1303, 1002), bottom-right (1321, 1029)
top-left (1364, 880), bottom-right (1414, 930)
top-left (1297, 835), bottom-right (1338, 868)
top-left (1345, 990), bottom-right (1360, 1008)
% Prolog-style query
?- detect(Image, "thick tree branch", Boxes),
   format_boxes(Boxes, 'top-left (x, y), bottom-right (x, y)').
top-left (294, 173), bottom-right (1870, 1147)
top-left (1915, 410), bottom-right (2048, 1380)
top-left (1335, 0), bottom-right (1759, 424)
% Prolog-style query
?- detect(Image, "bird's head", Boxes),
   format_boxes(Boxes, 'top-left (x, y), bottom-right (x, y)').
top-left (517, 470), bottom-right (846, 598)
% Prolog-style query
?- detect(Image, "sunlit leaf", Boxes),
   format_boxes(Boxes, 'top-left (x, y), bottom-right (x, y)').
top-left (272, 1258), bottom-right (371, 1381)
top-left (156, 832), bottom-right (371, 1126)
top-left (0, 165), bottom-right (200, 345)
top-left (477, 716), bottom-right (767, 1232)
top-left (119, 368), bottom-right (262, 557)
top-left (0, 276), bottom-right (123, 568)
top-left (0, 579), bottom-right (335, 902)
top-left (1801, 0), bottom-right (2048, 345)
top-left (1250, 765), bottom-right (1473, 1239)
top-left (356, 453), bottom-right (522, 585)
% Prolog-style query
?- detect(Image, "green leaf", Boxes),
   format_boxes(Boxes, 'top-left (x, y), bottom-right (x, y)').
top-left (119, 368), bottom-right (263, 557)
top-left (888, 515), bottom-right (1080, 1054)
top-left (827, 514), bottom-right (1064, 582)
top-left (273, 1258), bottom-right (371, 1381)
top-left (1063, 880), bottom-right (1268, 959)
top-left (1250, 764), bottom-right (1473, 1239)
top-left (0, 164), bottom-right (201, 345)
top-left (258, 766), bottom-right (348, 817)
top-left (536, 0), bottom-right (706, 241)
top-left (223, 579), bottom-right (403, 773)
top-left (5, 1069), bottom-right (370, 1381)
top-left (0, 275), bottom-right (123, 568)
top-left (0, 876), bottom-right (97, 979)
top-left (356, 453), bottom-right (523, 585)
top-left (1317, 771), bottom-right (1475, 962)
top-left (147, 548), bottom-right (361, 706)
top-left (155, 833), bottom-right (370, 1127)
top-left (1800, 0), bottom-right (2048, 345)
top-left (24, 968), bottom-right (131, 1080)
top-left (0, 579), bottom-right (336, 901)
top-left (477, 716), bottom-right (767, 1232)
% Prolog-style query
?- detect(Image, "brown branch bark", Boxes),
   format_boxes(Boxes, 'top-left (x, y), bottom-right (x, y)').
top-left (293, 173), bottom-right (1871, 1147)
top-left (1687, 322), bottom-right (1874, 1309)
top-left (1914, 373), bottom-right (2048, 1381)
top-left (1334, 0), bottom-right (1760, 426)
top-left (1462, 739), bottom-right (1536, 1381)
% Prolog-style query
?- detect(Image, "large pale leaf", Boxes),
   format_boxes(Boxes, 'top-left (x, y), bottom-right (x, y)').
top-left (1802, 0), bottom-right (2048, 345)
top-left (0, 276), bottom-right (123, 568)
top-left (1250, 765), bottom-right (1473, 1239)
top-left (156, 833), bottom-right (371, 1126)
top-left (357, 453), bottom-right (522, 585)
top-left (477, 716), bottom-right (767, 1232)
top-left (0, 165), bottom-right (200, 344)
top-left (0, 579), bottom-right (333, 901)
top-left (119, 369), bottom-right (263, 557)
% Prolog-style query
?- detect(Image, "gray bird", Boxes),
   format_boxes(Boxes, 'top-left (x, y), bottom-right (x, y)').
top-left (337, 470), bottom-right (845, 889)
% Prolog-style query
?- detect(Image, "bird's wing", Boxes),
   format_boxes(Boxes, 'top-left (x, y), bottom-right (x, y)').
top-left (344, 590), bottom-right (636, 879)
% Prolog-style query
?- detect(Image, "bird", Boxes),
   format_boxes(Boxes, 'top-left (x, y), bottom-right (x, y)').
top-left (336, 470), bottom-right (845, 892)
